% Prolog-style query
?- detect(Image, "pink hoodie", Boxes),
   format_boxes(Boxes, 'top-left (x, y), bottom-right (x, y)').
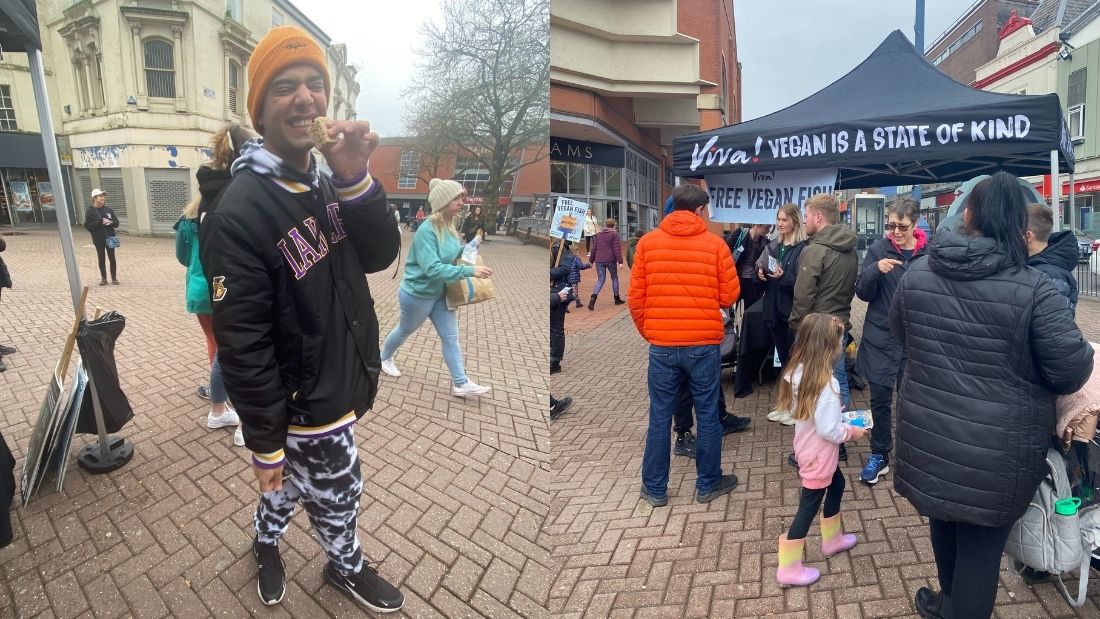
top-left (788, 365), bottom-right (860, 489)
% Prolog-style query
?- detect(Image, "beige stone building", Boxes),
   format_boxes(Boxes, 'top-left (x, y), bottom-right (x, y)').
top-left (0, 0), bottom-right (359, 234)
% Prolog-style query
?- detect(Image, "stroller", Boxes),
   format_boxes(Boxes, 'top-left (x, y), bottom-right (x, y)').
top-left (1004, 440), bottom-right (1100, 607)
top-left (719, 300), bottom-right (741, 371)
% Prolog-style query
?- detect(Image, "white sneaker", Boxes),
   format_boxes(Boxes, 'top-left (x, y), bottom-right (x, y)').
top-left (780, 412), bottom-right (796, 426)
top-left (381, 358), bottom-right (401, 377)
top-left (207, 408), bottom-right (240, 429)
top-left (452, 381), bottom-right (491, 398)
top-left (767, 409), bottom-right (788, 422)
top-left (233, 426), bottom-right (245, 447)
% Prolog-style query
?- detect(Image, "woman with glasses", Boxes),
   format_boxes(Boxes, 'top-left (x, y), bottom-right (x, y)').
top-left (852, 198), bottom-right (927, 486)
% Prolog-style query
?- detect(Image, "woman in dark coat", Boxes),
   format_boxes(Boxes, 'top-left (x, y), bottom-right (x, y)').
top-left (462, 206), bottom-right (483, 243)
top-left (83, 188), bottom-right (120, 285)
top-left (853, 198), bottom-right (928, 486)
top-left (889, 172), bottom-right (1093, 619)
top-left (755, 203), bottom-right (806, 425)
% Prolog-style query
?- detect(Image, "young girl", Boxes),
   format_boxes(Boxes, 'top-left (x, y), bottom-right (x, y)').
top-left (555, 241), bottom-right (591, 309)
top-left (774, 313), bottom-right (866, 587)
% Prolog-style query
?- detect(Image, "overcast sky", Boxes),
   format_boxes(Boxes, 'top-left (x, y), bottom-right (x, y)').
top-left (735, 0), bottom-right (969, 121)
top-left (302, 1), bottom-right (444, 137)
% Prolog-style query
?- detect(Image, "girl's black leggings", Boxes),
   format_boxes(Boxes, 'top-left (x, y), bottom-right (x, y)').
top-left (787, 467), bottom-right (845, 539)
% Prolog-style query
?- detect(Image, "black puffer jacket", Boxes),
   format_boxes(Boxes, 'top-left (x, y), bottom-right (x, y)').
top-left (889, 228), bottom-right (1093, 527)
top-left (1027, 229), bottom-right (1079, 317)
top-left (755, 238), bottom-right (806, 327)
top-left (853, 230), bottom-right (928, 387)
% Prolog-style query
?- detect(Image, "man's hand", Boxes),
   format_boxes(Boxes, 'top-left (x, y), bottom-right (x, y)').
top-left (878, 258), bottom-right (902, 274)
top-left (254, 463), bottom-right (284, 493)
top-left (557, 289), bottom-right (569, 302)
top-left (318, 120), bottom-right (380, 182)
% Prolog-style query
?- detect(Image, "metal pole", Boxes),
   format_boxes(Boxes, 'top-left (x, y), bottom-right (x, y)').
top-left (915, 0), bottom-right (926, 53)
top-left (25, 44), bottom-right (82, 310)
top-left (1052, 150), bottom-right (1063, 232)
top-left (1069, 172), bottom-right (1076, 231)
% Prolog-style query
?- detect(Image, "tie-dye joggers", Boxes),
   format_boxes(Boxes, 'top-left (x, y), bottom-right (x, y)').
top-left (254, 426), bottom-right (364, 576)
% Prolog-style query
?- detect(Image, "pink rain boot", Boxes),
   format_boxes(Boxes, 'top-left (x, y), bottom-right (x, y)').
top-left (820, 514), bottom-right (858, 557)
top-left (776, 534), bottom-right (820, 587)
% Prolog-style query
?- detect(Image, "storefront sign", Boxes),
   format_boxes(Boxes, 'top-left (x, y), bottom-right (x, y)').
top-left (550, 137), bottom-right (625, 168)
top-left (704, 167), bottom-right (838, 224)
top-left (550, 197), bottom-right (590, 242)
top-left (9, 181), bottom-right (32, 212)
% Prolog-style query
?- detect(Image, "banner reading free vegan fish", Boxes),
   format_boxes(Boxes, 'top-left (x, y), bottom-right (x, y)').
top-left (705, 168), bottom-right (838, 225)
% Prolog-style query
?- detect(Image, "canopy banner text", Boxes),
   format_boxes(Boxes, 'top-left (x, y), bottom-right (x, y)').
top-left (705, 167), bottom-right (838, 224)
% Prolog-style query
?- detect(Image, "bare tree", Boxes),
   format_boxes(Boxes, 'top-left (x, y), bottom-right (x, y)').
top-left (402, 98), bottom-right (458, 187)
top-left (405, 0), bottom-right (549, 230)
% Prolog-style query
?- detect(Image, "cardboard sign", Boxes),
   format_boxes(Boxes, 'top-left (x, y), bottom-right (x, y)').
top-left (550, 197), bottom-right (589, 242)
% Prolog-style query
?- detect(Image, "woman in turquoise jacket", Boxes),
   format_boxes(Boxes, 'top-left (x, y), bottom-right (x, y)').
top-left (380, 178), bottom-right (494, 397)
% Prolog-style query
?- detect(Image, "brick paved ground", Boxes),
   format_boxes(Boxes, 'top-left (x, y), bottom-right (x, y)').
top-left (549, 265), bottom-right (1100, 619)
top-left (0, 227), bottom-right (550, 618)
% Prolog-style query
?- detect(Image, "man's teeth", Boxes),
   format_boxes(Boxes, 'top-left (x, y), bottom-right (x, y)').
top-left (292, 120), bottom-right (312, 128)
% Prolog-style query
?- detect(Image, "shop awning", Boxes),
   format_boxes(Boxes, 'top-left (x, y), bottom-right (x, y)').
top-left (1037, 174), bottom-right (1100, 198)
top-left (0, 132), bottom-right (47, 168)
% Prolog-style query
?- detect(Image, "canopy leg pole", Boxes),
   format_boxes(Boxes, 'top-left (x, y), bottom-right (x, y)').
top-left (1069, 172), bottom-right (1076, 232)
top-left (1052, 150), bottom-right (1062, 233)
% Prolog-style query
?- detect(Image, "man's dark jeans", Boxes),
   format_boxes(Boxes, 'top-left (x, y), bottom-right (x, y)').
top-left (673, 374), bottom-right (729, 433)
top-left (643, 344), bottom-right (723, 497)
top-left (869, 371), bottom-right (902, 457)
top-left (550, 302), bottom-right (566, 368)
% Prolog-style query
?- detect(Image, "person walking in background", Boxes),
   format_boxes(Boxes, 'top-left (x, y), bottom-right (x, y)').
top-left (630, 184), bottom-right (740, 506)
top-left (462, 205), bottom-right (483, 243)
top-left (411, 206), bottom-right (425, 230)
top-left (380, 178), bottom-right (493, 397)
top-left (583, 208), bottom-right (598, 253)
top-left (788, 193), bottom-right (857, 468)
top-left (587, 218), bottom-right (624, 310)
top-left (757, 203), bottom-right (808, 426)
top-left (200, 26), bottom-right (403, 610)
top-left (774, 313), bottom-right (866, 587)
top-left (83, 188), bottom-right (119, 286)
top-left (889, 172), bottom-right (1093, 619)
top-left (1026, 202), bottom-right (1078, 316)
top-left (497, 209), bottom-right (506, 233)
top-left (853, 198), bottom-right (927, 485)
top-left (177, 123), bottom-right (255, 447)
top-left (552, 241), bottom-right (589, 311)
top-left (626, 228), bottom-right (643, 268)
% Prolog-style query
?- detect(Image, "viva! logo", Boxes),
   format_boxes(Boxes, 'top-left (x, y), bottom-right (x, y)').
top-left (689, 136), bottom-right (763, 172)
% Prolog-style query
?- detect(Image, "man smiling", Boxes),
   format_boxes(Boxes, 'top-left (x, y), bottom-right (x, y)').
top-left (200, 26), bottom-right (402, 611)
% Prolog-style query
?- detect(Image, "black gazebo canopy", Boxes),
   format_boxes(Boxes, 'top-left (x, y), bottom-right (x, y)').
top-left (673, 30), bottom-right (1074, 188)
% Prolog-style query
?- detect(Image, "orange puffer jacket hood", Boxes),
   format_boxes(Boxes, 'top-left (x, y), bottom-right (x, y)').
top-left (628, 210), bottom-right (740, 346)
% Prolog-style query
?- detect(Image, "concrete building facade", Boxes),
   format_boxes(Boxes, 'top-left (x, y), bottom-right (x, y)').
top-left (0, 0), bottom-right (359, 234)
top-left (926, 0), bottom-right (1041, 84)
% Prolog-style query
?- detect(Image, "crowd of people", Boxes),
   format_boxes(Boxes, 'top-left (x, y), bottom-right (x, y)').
top-left (554, 171), bottom-right (1095, 618)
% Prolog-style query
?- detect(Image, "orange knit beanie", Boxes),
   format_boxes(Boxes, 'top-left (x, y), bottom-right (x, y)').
top-left (247, 26), bottom-right (331, 127)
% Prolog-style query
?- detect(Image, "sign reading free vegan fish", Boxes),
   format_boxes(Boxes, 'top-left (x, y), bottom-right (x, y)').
top-left (705, 168), bottom-right (838, 225)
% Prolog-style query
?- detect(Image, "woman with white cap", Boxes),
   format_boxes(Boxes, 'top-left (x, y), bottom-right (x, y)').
top-left (83, 188), bottom-right (119, 285)
top-left (380, 178), bottom-right (494, 397)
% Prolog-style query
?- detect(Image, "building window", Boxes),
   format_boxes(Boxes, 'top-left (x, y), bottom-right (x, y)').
top-left (271, 8), bottom-right (284, 28)
top-left (932, 19), bottom-right (981, 66)
top-left (90, 47), bottom-right (105, 108)
top-left (227, 60), bottom-right (240, 114)
top-left (1069, 68), bottom-right (1086, 141)
top-left (397, 177), bottom-right (416, 189)
top-left (454, 156), bottom-right (519, 198)
top-left (225, 0), bottom-right (241, 21)
top-left (0, 86), bottom-right (16, 131)
top-left (144, 39), bottom-right (176, 99)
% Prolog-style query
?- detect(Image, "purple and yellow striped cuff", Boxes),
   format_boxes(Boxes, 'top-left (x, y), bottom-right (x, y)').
top-left (252, 449), bottom-right (285, 469)
top-left (288, 411), bottom-right (357, 438)
top-left (333, 171), bottom-right (377, 203)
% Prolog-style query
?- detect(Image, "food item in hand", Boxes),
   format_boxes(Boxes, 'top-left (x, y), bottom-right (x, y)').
top-left (310, 117), bottom-right (338, 146)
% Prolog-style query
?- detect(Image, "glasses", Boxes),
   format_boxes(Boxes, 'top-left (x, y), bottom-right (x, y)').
top-left (885, 223), bottom-right (912, 231)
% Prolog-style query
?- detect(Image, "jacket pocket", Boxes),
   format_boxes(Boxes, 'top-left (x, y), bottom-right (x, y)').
top-left (283, 333), bottom-right (324, 402)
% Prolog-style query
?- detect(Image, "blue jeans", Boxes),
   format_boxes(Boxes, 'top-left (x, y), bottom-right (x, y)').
top-left (834, 346), bottom-right (850, 410)
top-left (380, 288), bottom-right (468, 386)
top-left (642, 344), bottom-right (723, 497)
top-left (209, 352), bottom-right (228, 405)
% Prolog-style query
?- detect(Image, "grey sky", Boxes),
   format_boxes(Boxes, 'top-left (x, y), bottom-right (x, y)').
top-left (301, 1), bottom-right (444, 137)
top-left (735, 0), bottom-right (969, 121)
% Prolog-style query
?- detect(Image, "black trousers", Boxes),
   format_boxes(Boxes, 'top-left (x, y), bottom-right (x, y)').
top-left (94, 242), bottom-right (117, 280)
top-left (673, 375), bottom-right (729, 433)
top-left (768, 320), bottom-right (794, 367)
top-left (787, 467), bottom-right (845, 539)
top-left (869, 372), bottom-right (903, 458)
top-left (738, 277), bottom-right (762, 308)
top-left (550, 303), bottom-right (566, 368)
top-left (928, 518), bottom-right (1013, 619)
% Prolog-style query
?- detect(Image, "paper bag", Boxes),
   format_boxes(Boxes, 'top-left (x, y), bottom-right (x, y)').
top-left (446, 255), bottom-right (496, 310)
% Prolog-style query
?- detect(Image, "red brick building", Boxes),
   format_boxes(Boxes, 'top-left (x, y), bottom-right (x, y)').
top-left (925, 0), bottom-right (1040, 84)
top-left (549, 0), bottom-right (740, 238)
top-left (369, 137), bottom-right (549, 222)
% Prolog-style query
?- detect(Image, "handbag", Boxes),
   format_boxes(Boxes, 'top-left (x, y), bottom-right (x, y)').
top-left (446, 255), bottom-right (495, 310)
top-left (106, 235), bottom-right (121, 249)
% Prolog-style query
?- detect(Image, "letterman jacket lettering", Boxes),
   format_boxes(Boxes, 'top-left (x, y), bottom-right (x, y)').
top-left (200, 168), bottom-right (399, 468)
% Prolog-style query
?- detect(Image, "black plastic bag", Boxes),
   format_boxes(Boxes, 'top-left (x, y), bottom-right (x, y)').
top-left (75, 311), bottom-right (133, 434)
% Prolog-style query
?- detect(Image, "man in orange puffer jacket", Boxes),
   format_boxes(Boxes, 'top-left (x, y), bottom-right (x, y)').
top-left (629, 184), bottom-right (741, 507)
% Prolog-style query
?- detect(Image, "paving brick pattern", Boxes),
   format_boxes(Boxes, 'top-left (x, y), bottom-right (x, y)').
top-left (0, 228), bottom-right (551, 618)
top-left (550, 263), bottom-right (1100, 619)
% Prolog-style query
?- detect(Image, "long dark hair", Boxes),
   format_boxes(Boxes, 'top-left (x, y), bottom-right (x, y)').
top-left (964, 171), bottom-right (1028, 269)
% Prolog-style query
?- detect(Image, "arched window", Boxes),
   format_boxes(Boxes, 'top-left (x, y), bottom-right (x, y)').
top-left (88, 44), bottom-right (105, 108)
top-left (144, 39), bottom-right (175, 99)
top-left (227, 60), bottom-right (240, 114)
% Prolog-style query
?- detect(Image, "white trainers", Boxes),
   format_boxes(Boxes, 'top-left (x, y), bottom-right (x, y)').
top-left (452, 381), bottom-right (491, 398)
top-left (207, 408), bottom-right (240, 429)
top-left (780, 412), bottom-right (797, 426)
top-left (767, 409), bottom-right (789, 422)
top-left (233, 426), bottom-right (245, 447)
top-left (380, 358), bottom-right (401, 377)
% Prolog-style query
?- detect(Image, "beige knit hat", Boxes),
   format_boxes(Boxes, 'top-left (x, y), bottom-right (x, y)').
top-left (428, 178), bottom-right (465, 212)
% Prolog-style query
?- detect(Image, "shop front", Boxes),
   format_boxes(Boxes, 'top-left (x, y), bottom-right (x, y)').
top-left (0, 132), bottom-right (77, 228)
top-left (549, 136), bottom-right (660, 241)
top-left (1039, 176), bottom-right (1100, 237)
